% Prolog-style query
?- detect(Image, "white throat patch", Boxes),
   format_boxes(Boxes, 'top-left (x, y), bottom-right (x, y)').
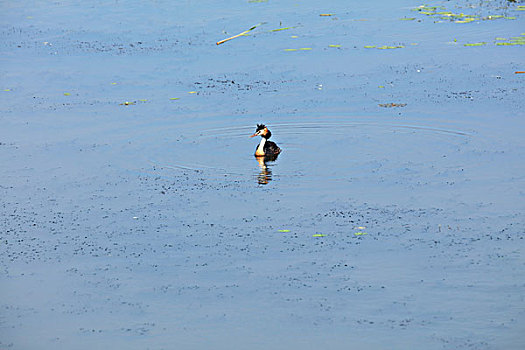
top-left (257, 137), bottom-right (266, 154)
top-left (255, 137), bottom-right (266, 156)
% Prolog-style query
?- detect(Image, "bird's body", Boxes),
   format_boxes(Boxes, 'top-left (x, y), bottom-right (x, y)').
top-left (250, 124), bottom-right (281, 158)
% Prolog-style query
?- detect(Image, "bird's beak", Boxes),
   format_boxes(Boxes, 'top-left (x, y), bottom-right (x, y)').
top-left (250, 133), bottom-right (258, 138)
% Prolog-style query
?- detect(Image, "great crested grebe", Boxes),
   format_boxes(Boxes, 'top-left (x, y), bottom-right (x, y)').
top-left (250, 124), bottom-right (281, 158)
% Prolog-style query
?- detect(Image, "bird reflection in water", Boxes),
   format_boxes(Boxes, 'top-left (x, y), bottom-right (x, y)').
top-left (255, 154), bottom-right (279, 185)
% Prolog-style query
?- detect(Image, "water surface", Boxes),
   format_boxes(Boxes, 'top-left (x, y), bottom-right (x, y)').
top-left (1, 0), bottom-right (524, 349)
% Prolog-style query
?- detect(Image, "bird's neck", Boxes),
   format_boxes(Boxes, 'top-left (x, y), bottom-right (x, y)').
top-left (256, 137), bottom-right (266, 155)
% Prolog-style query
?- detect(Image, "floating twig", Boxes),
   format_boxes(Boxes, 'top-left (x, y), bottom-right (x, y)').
top-left (378, 103), bottom-right (407, 108)
top-left (515, 71), bottom-right (525, 74)
top-left (216, 23), bottom-right (265, 45)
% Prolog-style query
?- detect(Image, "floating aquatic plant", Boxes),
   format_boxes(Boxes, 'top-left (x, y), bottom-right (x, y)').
top-left (378, 103), bottom-right (407, 108)
top-left (463, 42), bottom-right (487, 47)
top-left (495, 34), bottom-right (525, 46)
top-left (270, 27), bottom-right (294, 32)
top-left (284, 47), bottom-right (312, 51)
top-left (411, 3), bottom-right (520, 24)
top-left (354, 232), bottom-right (368, 236)
top-left (377, 45), bottom-right (405, 49)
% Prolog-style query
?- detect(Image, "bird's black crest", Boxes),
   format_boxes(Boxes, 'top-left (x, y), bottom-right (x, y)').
top-left (255, 124), bottom-right (266, 131)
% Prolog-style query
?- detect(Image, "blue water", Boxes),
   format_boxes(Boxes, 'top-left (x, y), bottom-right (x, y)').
top-left (1, 1), bottom-right (524, 349)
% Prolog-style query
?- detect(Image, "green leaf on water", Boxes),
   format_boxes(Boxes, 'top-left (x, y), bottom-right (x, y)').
top-left (463, 42), bottom-right (486, 46)
top-left (63, 92), bottom-right (71, 96)
top-left (270, 27), bottom-right (294, 32)
top-left (312, 234), bottom-right (325, 237)
top-left (299, 47), bottom-right (312, 50)
top-left (354, 232), bottom-right (368, 236)
top-left (364, 45), bottom-right (376, 48)
top-left (284, 48), bottom-right (298, 51)
top-left (455, 18), bottom-right (476, 23)
top-left (328, 44), bottom-right (341, 48)
top-left (169, 97), bottom-right (180, 100)
top-left (377, 45), bottom-right (404, 49)
top-left (400, 17), bottom-right (416, 20)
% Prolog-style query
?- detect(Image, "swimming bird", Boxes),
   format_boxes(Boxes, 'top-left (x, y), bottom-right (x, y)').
top-left (250, 124), bottom-right (281, 158)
